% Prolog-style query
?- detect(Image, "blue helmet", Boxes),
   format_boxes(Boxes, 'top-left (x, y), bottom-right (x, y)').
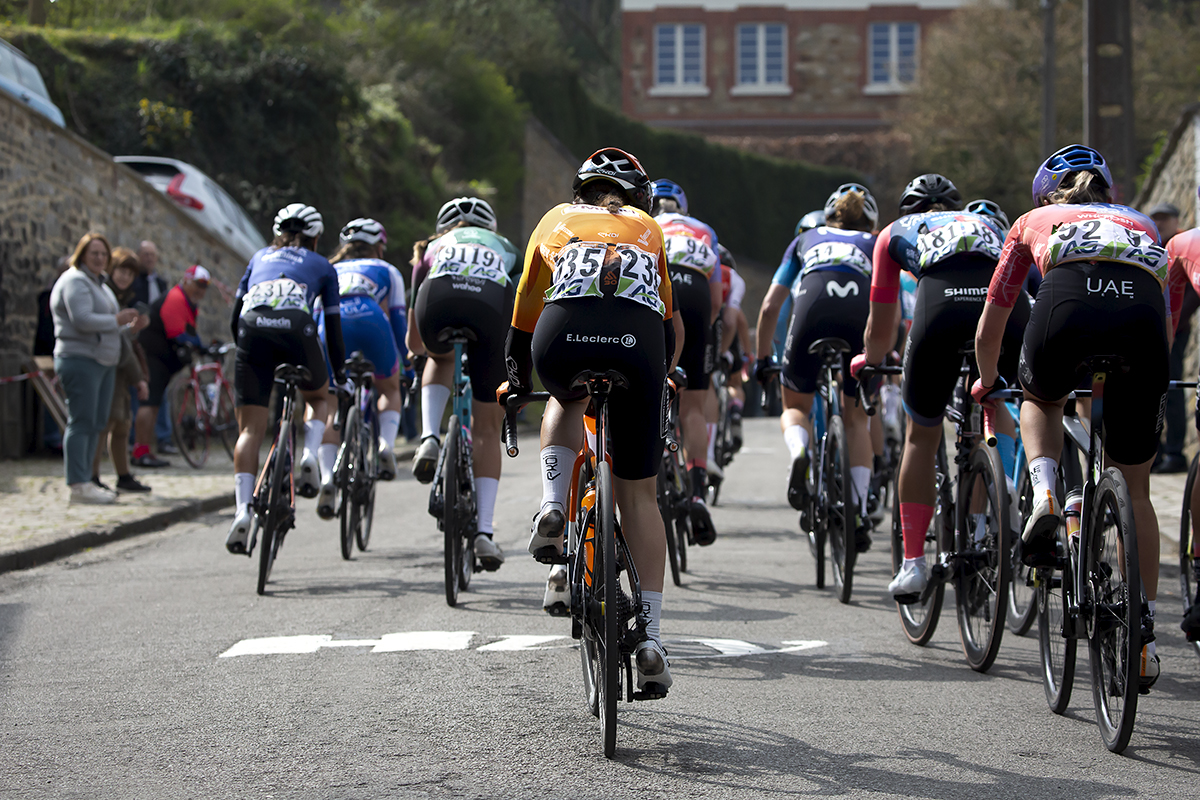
top-left (964, 199), bottom-right (1010, 234)
top-left (795, 210), bottom-right (825, 237)
top-left (1032, 144), bottom-right (1112, 207)
top-left (650, 179), bottom-right (688, 215)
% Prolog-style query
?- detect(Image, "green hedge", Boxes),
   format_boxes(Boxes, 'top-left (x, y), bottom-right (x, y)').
top-left (520, 71), bottom-right (859, 264)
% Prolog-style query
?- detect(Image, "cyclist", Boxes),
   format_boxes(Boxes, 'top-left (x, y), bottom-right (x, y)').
top-left (974, 144), bottom-right (1176, 689)
top-left (851, 174), bottom-right (1029, 598)
top-left (407, 197), bottom-right (519, 571)
top-left (967, 198), bottom-right (1042, 299)
top-left (225, 204), bottom-right (346, 553)
top-left (500, 147), bottom-right (677, 696)
top-left (754, 184), bottom-right (879, 550)
top-left (650, 178), bottom-right (722, 545)
top-left (313, 218), bottom-right (413, 519)
top-left (717, 244), bottom-right (750, 450)
top-left (772, 211), bottom-right (828, 364)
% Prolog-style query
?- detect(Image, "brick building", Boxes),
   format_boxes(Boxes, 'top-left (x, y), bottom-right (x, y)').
top-left (621, 0), bottom-right (969, 137)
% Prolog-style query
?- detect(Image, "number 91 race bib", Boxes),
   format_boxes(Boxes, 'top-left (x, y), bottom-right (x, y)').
top-left (430, 242), bottom-right (510, 286)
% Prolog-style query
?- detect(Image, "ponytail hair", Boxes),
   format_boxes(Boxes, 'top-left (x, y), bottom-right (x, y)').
top-left (574, 179), bottom-right (628, 214)
top-left (826, 191), bottom-right (872, 232)
top-left (330, 240), bottom-right (378, 265)
top-left (1047, 170), bottom-right (1111, 205)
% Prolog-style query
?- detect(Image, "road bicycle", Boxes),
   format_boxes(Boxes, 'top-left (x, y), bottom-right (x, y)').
top-left (863, 344), bottom-right (1013, 673)
top-left (247, 363), bottom-right (309, 595)
top-left (505, 371), bottom-right (659, 759)
top-left (426, 329), bottom-right (483, 607)
top-left (658, 369), bottom-right (691, 586)
top-left (1007, 414), bottom-right (1039, 636)
top-left (1180, 450), bottom-right (1200, 662)
top-left (332, 352), bottom-right (379, 560)
top-left (171, 341), bottom-right (237, 468)
top-left (1028, 356), bottom-right (1148, 753)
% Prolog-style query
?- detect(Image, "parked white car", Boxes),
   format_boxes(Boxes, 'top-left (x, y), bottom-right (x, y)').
top-left (0, 38), bottom-right (65, 127)
top-left (114, 156), bottom-right (267, 262)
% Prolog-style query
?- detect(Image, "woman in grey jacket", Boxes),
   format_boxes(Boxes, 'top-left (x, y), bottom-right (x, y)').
top-left (51, 233), bottom-right (139, 504)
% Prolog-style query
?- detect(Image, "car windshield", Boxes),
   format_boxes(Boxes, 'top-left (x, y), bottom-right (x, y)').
top-left (0, 47), bottom-right (20, 85)
top-left (12, 55), bottom-right (49, 97)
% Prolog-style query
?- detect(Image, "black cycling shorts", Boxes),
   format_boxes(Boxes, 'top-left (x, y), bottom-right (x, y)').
top-left (235, 308), bottom-right (327, 407)
top-left (669, 266), bottom-right (714, 390)
top-left (903, 256), bottom-right (1030, 427)
top-left (416, 275), bottom-right (514, 403)
top-left (145, 351), bottom-right (180, 407)
top-left (782, 270), bottom-right (869, 396)
top-left (1020, 261), bottom-right (1168, 465)
top-left (533, 297), bottom-right (667, 481)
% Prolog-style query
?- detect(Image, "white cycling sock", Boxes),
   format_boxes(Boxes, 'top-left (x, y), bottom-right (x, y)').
top-left (234, 472), bottom-right (255, 507)
top-left (378, 410), bottom-right (401, 450)
top-left (706, 423), bottom-right (717, 462)
top-left (783, 424), bottom-right (809, 460)
top-left (476, 477), bottom-right (499, 535)
top-left (642, 590), bottom-right (663, 645)
top-left (850, 466), bottom-right (872, 516)
top-left (303, 420), bottom-right (325, 459)
top-left (540, 445), bottom-right (575, 510)
top-left (1028, 457), bottom-right (1059, 499)
top-left (318, 444), bottom-right (337, 483)
top-left (421, 383), bottom-right (451, 441)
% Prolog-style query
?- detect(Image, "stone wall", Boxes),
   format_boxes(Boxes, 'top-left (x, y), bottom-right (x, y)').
top-left (521, 118), bottom-right (580, 245)
top-left (0, 91), bottom-right (244, 457)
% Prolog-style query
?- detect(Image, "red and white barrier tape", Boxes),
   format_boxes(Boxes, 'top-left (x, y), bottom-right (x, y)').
top-left (0, 371), bottom-right (41, 386)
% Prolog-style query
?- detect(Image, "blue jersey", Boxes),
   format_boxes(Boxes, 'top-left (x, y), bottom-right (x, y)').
top-left (334, 257), bottom-right (408, 357)
top-left (771, 226), bottom-right (877, 288)
top-left (877, 211), bottom-right (1006, 282)
top-left (237, 246), bottom-right (341, 318)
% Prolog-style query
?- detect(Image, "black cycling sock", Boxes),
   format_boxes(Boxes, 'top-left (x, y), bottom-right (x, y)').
top-left (690, 466), bottom-right (707, 499)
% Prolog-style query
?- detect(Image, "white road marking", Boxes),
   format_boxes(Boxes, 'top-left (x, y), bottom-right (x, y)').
top-left (476, 635), bottom-right (569, 651)
top-left (372, 630), bottom-right (474, 652)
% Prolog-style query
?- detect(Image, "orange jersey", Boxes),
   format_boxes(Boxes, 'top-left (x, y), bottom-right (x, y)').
top-left (512, 203), bottom-right (674, 333)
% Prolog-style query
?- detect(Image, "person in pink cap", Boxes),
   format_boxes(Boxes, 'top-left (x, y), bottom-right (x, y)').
top-left (133, 265), bottom-right (210, 467)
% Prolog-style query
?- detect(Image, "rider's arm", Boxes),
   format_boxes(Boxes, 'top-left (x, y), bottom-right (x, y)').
top-left (755, 283), bottom-right (790, 360)
top-left (385, 265), bottom-right (411, 366)
top-left (975, 228), bottom-right (1035, 386)
top-left (505, 241), bottom-right (554, 391)
top-left (324, 310), bottom-right (346, 381)
top-left (864, 228), bottom-right (901, 363)
top-left (708, 265), bottom-right (722, 324)
top-left (1167, 249), bottom-right (1187, 340)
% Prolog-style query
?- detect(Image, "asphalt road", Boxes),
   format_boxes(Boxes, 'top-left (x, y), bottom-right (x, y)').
top-left (2, 418), bottom-right (1199, 799)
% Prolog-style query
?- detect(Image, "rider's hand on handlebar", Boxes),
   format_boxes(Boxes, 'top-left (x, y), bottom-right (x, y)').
top-left (753, 357), bottom-right (779, 386)
top-left (496, 380), bottom-right (527, 409)
top-left (970, 375), bottom-right (1008, 408)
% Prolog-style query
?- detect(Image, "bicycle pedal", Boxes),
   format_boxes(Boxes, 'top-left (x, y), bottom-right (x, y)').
top-left (543, 601), bottom-right (570, 617)
top-left (894, 592), bottom-right (921, 606)
top-left (532, 546), bottom-right (568, 565)
top-left (632, 685), bottom-right (668, 701)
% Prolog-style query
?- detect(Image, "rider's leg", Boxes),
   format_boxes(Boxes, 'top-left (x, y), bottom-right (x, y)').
top-left (897, 417), bottom-right (942, 559)
top-left (376, 372), bottom-right (403, 450)
top-left (228, 403), bottom-right (270, 550)
top-left (1107, 456), bottom-right (1158, 604)
top-left (680, 388), bottom-right (708, 496)
top-left (615, 473), bottom-right (672, 690)
top-left (471, 398), bottom-right (504, 531)
top-left (781, 387), bottom-right (814, 510)
top-left (842, 392), bottom-right (873, 516)
top-left (703, 384), bottom-right (719, 474)
top-left (420, 353), bottom-right (454, 441)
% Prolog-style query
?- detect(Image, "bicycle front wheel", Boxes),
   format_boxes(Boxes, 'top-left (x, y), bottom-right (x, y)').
top-left (596, 461), bottom-right (619, 759)
top-left (892, 439), bottom-right (949, 645)
top-left (1180, 454), bottom-right (1200, 661)
top-left (826, 415), bottom-right (856, 604)
top-left (356, 413), bottom-right (379, 552)
top-left (953, 444), bottom-right (1011, 672)
top-left (1088, 467), bottom-right (1141, 754)
top-left (174, 381), bottom-right (209, 468)
top-left (443, 421), bottom-right (463, 607)
top-left (257, 420), bottom-right (290, 595)
top-left (1036, 519), bottom-right (1076, 714)
top-left (1007, 463), bottom-right (1038, 635)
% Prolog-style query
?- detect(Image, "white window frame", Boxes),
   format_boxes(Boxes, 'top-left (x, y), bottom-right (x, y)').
top-left (731, 22), bottom-right (791, 96)
top-left (864, 21), bottom-right (920, 96)
top-left (649, 23), bottom-right (710, 97)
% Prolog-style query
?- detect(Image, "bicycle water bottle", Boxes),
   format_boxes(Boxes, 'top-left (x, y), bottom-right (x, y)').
top-left (1064, 490), bottom-right (1083, 540)
top-left (205, 382), bottom-right (219, 406)
top-left (581, 485), bottom-right (597, 588)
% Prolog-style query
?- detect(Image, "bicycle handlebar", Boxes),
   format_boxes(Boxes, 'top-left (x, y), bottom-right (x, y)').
top-left (503, 392), bottom-right (551, 457)
top-left (854, 364), bottom-right (902, 416)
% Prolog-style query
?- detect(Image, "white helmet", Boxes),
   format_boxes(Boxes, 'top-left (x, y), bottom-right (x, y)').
top-left (273, 203), bottom-right (324, 238)
top-left (435, 197), bottom-right (497, 234)
top-left (339, 217), bottom-right (388, 246)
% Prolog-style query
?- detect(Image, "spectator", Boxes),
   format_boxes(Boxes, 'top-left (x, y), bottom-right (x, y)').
top-left (50, 232), bottom-right (139, 504)
top-left (91, 250), bottom-right (152, 493)
top-left (133, 240), bottom-right (168, 305)
top-left (133, 265), bottom-right (209, 467)
top-left (34, 257), bottom-right (70, 452)
top-left (1149, 203), bottom-right (1193, 473)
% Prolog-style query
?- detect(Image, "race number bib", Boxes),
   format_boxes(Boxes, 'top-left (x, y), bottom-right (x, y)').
top-left (663, 235), bottom-right (718, 278)
top-left (1046, 218), bottom-right (1169, 281)
top-left (241, 277), bottom-right (311, 316)
top-left (430, 242), bottom-right (510, 286)
top-left (338, 271), bottom-right (380, 299)
top-left (801, 241), bottom-right (871, 278)
top-left (917, 220), bottom-right (1004, 270)
top-left (544, 241), bottom-right (665, 316)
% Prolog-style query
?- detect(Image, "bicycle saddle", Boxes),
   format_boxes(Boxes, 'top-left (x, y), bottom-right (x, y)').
top-left (344, 351), bottom-right (376, 378)
top-left (569, 369), bottom-right (630, 392)
top-left (808, 337), bottom-right (852, 355)
top-left (957, 340), bottom-right (976, 355)
top-left (273, 363), bottom-right (312, 384)
top-left (1079, 354), bottom-right (1129, 374)
top-left (436, 327), bottom-right (477, 344)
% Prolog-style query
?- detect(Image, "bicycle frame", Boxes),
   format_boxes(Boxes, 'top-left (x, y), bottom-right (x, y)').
top-left (430, 339), bottom-right (476, 513)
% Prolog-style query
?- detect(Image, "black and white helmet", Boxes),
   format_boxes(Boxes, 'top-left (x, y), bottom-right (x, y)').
top-left (573, 147), bottom-right (652, 212)
top-left (898, 174), bottom-right (962, 216)
top-left (339, 217), bottom-right (388, 246)
top-left (435, 197), bottom-right (498, 234)
top-left (273, 203), bottom-right (324, 238)
top-left (824, 183), bottom-right (879, 228)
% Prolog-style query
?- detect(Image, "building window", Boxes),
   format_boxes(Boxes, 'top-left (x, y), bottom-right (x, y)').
top-left (866, 22), bottom-right (919, 94)
top-left (736, 23), bottom-right (787, 88)
top-left (651, 23), bottom-right (708, 96)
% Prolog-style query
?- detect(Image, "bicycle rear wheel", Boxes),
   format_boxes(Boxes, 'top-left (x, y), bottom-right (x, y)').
top-left (216, 381), bottom-right (238, 460)
top-left (658, 464), bottom-right (681, 587)
top-left (1088, 467), bottom-right (1141, 754)
top-left (339, 406), bottom-right (361, 561)
top-left (892, 438), bottom-right (949, 646)
top-left (1179, 454), bottom-right (1200, 661)
top-left (356, 411), bottom-right (378, 552)
top-left (1037, 519), bottom-right (1075, 714)
top-left (826, 415), bottom-right (856, 604)
top-left (954, 444), bottom-right (1011, 672)
top-left (257, 420), bottom-right (290, 595)
top-left (1007, 463), bottom-right (1038, 635)
top-left (596, 461), bottom-right (619, 758)
top-left (173, 381), bottom-right (209, 468)
top-left (443, 421), bottom-right (463, 607)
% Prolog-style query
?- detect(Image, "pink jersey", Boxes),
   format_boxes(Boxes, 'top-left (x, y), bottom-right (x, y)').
top-left (1167, 228), bottom-right (1200, 334)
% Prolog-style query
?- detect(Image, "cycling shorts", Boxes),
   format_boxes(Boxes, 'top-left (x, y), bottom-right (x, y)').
top-left (416, 274), bottom-right (513, 403)
top-left (321, 295), bottom-right (399, 379)
top-left (903, 257), bottom-right (1029, 427)
top-left (144, 350), bottom-right (182, 407)
top-left (669, 266), bottom-right (714, 390)
top-left (1019, 261), bottom-right (1168, 465)
top-left (533, 297), bottom-right (667, 481)
top-left (782, 270), bottom-right (869, 396)
top-left (234, 308), bottom-right (327, 407)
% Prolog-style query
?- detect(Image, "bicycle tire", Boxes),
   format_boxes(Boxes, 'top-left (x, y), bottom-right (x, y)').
top-left (659, 465), bottom-right (681, 587)
top-left (443, 421), bottom-right (463, 607)
top-left (257, 419), bottom-right (290, 595)
top-left (174, 381), bottom-right (209, 469)
top-left (892, 437), bottom-right (949, 646)
top-left (826, 415), bottom-right (856, 603)
top-left (1037, 519), bottom-right (1076, 714)
top-left (1088, 467), bottom-right (1141, 754)
top-left (216, 381), bottom-right (238, 460)
top-left (339, 406), bottom-right (360, 561)
top-left (1179, 454), bottom-right (1200, 661)
top-left (457, 429), bottom-right (474, 592)
top-left (576, 462), bottom-right (600, 719)
top-left (356, 409), bottom-right (379, 552)
top-left (954, 444), bottom-right (1011, 672)
top-left (1007, 463), bottom-right (1038, 635)
top-left (597, 460), bottom-right (619, 759)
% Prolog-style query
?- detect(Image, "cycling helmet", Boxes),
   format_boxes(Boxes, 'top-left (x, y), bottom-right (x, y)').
top-left (339, 217), bottom-right (388, 246)
top-left (573, 147), bottom-right (651, 212)
top-left (717, 243), bottom-right (736, 270)
top-left (1031, 144), bottom-right (1112, 207)
top-left (435, 197), bottom-right (498, 234)
top-left (650, 179), bottom-right (688, 215)
top-left (795, 210), bottom-right (825, 237)
top-left (964, 199), bottom-right (1011, 233)
top-left (273, 203), bottom-right (324, 238)
top-left (824, 183), bottom-right (879, 228)
top-left (898, 174), bottom-right (962, 215)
